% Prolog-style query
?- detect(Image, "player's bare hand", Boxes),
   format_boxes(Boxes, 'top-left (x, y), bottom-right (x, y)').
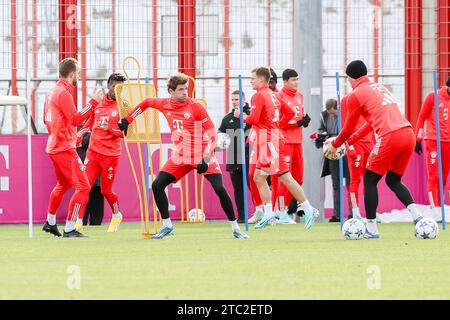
top-left (233, 108), bottom-right (240, 118)
top-left (91, 88), bottom-right (104, 103)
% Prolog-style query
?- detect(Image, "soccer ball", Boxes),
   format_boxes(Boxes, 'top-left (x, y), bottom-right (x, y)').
top-left (323, 140), bottom-right (347, 160)
top-left (415, 218), bottom-right (439, 239)
top-left (342, 218), bottom-right (366, 240)
top-left (188, 209), bottom-right (205, 222)
top-left (216, 132), bottom-right (231, 150)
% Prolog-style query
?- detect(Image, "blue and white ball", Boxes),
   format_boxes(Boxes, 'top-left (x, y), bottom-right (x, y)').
top-left (415, 218), bottom-right (439, 240)
top-left (342, 218), bottom-right (366, 240)
top-left (323, 142), bottom-right (347, 160)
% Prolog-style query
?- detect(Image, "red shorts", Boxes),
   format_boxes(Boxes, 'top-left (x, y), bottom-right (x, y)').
top-left (49, 149), bottom-right (90, 191)
top-left (367, 127), bottom-right (415, 175)
top-left (255, 140), bottom-right (289, 176)
top-left (161, 153), bottom-right (222, 182)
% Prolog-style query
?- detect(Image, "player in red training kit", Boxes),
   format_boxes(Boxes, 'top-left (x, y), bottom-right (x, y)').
top-left (76, 73), bottom-right (126, 233)
top-left (42, 58), bottom-right (102, 238)
top-left (247, 68), bottom-right (279, 223)
top-left (273, 68), bottom-right (311, 224)
top-left (118, 73), bottom-right (249, 239)
top-left (325, 60), bottom-right (424, 238)
top-left (340, 95), bottom-right (375, 221)
top-left (244, 67), bottom-right (320, 230)
top-left (415, 77), bottom-right (450, 221)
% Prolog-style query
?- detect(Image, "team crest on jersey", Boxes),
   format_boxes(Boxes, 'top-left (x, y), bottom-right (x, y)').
top-left (285, 155), bottom-right (291, 163)
top-left (184, 111), bottom-right (191, 119)
top-left (111, 111), bottom-right (117, 117)
top-left (77, 157), bottom-right (87, 172)
top-left (108, 167), bottom-right (114, 180)
top-left (431, 151), bottom-right (437, 159)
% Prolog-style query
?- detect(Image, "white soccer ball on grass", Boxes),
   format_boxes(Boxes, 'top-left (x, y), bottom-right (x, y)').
top-left (342, 218), bottom-right (366, 240)
top-left (415, 218), bottom-right (439, 240)
top-left (188, 208), bottom-right (205, 222)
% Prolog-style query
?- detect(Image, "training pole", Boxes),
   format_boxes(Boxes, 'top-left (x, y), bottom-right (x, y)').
top-left (432, 71), bottom-right (446, 230)
top-left (238, 75), bottom-right (249, 231)
top-left (144, 77), bottom-right (151, 212)
top-left (336, 72), bottom-right (345, 229)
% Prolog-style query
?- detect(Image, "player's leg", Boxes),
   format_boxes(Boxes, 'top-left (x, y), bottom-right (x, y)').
top-left (271, 174), bottom-right (280, 214)
top-left (277, 171), bottom-right (319, 230)
top-left (278, 143), bottom-right (300, 224)
top-left (151, 171), bottom-right (177, 238)
top-left (43, 154), bottom-right (71, 237)
top-left (328, 159), bottom-right (341, 222)
top-left (347, 143), bottom-right (365, 220)
top-left (250, 140), bottom-right (276, 229)
top-left (229, 169), bottom-right (245, 222)
top-left (204, 172), bottom-right (249, 239)
top-left (64, 150), bottom-right (91, 237)
top-left (389, 128), bottom-right (423, 224)
top-left (363, 169), bottom-right (383, 238)
top-left (253, 167), bottom-right (277, 229)
top-left (75, 149), bottom-right (101, 232)
top-left (248, 147), bottom-right (264, 223)
top-left (97, 154), bottom-right (122, 232)
top-left (425, 140), bottom-right (441, 209)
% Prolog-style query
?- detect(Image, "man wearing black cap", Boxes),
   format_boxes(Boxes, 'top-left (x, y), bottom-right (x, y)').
top-left (324, 60), bottom-right (425, 238)
top-left (414, 77), bottom-right (450, 221)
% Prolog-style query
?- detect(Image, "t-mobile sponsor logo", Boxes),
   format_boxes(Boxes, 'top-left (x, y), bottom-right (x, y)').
top-left (0, 145), bottom-right (9, 192)
top-left (0, 145), bottom-right (9, 215)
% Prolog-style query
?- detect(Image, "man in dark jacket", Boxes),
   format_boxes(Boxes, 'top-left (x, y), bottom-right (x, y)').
top-left (312, 99), bottom-right (351, 222)
top-left (218, 90), bottom-right (251, 223)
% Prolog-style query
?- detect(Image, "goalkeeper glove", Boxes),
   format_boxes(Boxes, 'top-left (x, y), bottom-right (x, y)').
top-left (415, 141), bottom-right (423, 155)
top-left (118, 118), bottom-right (129, 135)
top-left (297, 114), bottom-right (311, 128)
top-left (196, 157), bottom-right (210, 174)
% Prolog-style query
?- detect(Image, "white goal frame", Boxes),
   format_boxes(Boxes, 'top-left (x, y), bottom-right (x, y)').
top-left (0, 95), bottom-right (33, 238)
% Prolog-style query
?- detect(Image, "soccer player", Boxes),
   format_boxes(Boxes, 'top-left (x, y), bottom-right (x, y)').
top-left (273, 68), bottom-right (311, 224)
top-left (415, 77), bottom-right (450, 220)
top-left (244, 67), bottom-right (319, 230)
top-left (76, 73), bottom-right (127, 232)
top-left (117, 73), bottom-right (249, 239)
top-left (248, 68), bottom-right (280, 224)
top-left (42, 58), bottom-right (103, 238)
top-left (340, 95), bottom-right (375, 220)
top-left (325, 60), bottom-right (424, 238)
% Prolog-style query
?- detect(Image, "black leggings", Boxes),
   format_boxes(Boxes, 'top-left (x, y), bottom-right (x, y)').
top-left (364, 169), bottom-right (414, 220)
top-left (152, 171), bottom-right (236, 221)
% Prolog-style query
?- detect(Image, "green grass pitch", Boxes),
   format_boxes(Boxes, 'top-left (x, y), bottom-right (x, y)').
top-left (1, 221), bottom-right (449, 299)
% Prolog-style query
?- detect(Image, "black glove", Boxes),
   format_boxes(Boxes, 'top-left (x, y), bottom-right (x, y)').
top-left (196, 157), bottom-right (210, 174)
top-left (81, 132), bottom-right (91, 150)
top-left (118, 118), bottom-right (129, 135)
top-left (415, 141), bottom-right (423, 155)
top-left (297, 113), bottom-right (311, 128)
top-left (314, 133), bottom-right (328, 149)
top-left (316, 132), bottom-right (327, 143)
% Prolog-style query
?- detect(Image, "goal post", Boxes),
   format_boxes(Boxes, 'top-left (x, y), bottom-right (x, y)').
top-left (0, 95), bottom-right (32, 238)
